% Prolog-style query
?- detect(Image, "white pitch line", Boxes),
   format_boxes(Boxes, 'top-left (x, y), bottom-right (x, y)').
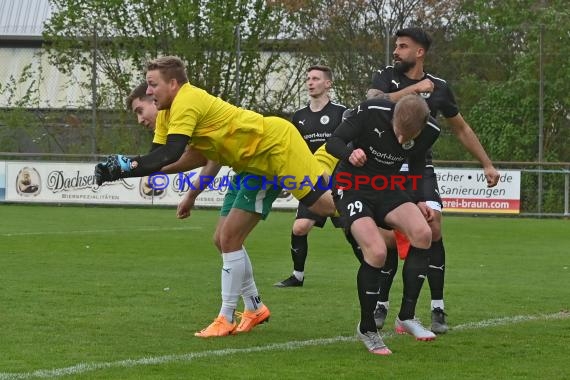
top-left (0, 311), bottom-right (568, 380)
top-left (0, 226), bottom-right (202, 237)
top-left (451, 311), bottom-right (569, 330)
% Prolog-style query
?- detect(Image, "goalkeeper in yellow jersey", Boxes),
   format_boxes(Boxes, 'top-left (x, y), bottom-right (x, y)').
top-left (95, 56), bottom-right (337, 337)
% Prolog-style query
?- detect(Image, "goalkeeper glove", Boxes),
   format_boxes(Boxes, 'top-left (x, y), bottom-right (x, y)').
top-left (94, 154), bottom-right (134, 186)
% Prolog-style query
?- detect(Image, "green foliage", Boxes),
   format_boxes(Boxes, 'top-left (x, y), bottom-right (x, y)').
top-left (44, 0), bottom-right (298, 108)
top-left (468, 81), bottom-right (537, 161)
top-left (455, 0), bottom-right (570, 163)
top-left (0, 63), bottom-right (46, 152)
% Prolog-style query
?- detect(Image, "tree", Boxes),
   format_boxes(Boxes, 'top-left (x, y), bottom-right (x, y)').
top-left (450, 0), bottom-right (570, 212)
top-left (42, 0), bottom-right (311, 153)
top-left (44, 0), bottom-right (303, 109)
top-left (451, 0), bottom-right (570, 163)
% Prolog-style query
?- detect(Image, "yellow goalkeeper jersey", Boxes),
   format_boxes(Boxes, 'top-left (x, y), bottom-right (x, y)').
top-left (154, 83), bottom-right (268, 172)
top-left (153, 82), bottom-right (329, 200)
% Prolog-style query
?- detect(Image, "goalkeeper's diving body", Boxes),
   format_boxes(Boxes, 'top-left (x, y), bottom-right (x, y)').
top-left (95, 56), bottom-right (337, 337)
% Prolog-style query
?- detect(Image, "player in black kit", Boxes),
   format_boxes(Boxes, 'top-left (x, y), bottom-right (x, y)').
top-left (367, 27), bottom-right (500, 335)
top-left (274, 65), bottom-right (347, 288)
top-left (326, 94), bottom-right (441, 355)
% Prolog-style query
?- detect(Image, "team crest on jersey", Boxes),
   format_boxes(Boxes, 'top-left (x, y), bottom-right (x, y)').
top-left (419, 92), bottom-right (431, 99)
top-left (402, 140), bottom-right (415, 150)
top-left (320, 115), bottom-right (330, 125)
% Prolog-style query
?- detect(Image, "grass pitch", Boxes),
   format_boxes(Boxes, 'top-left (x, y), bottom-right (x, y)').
top-left (0, 204), bottom-right (568, 379)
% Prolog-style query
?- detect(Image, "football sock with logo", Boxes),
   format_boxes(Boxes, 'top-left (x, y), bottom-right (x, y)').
top-left (357, 260), bottom-right (383, 333)
top-left (398, 246), bottom-right (429, 320)
top-left (427, 239), bottom-right (446, 301)
top-left (378, 247), bottom-right (399, 303)
top-left (291, 233), bottom-right (308, 274)
top-left (220, 249), bottom-right (246, 322)
top-left (241, 246), bottom-right (263, 311)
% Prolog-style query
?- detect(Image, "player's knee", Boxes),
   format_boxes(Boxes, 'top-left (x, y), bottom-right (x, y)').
top-left (218, 231), bottom-right (247, 252)
top-left (409, 224), bottom-right (432, 249)
top-left (219, 237), bottom-right (240, 252)
top-left (363, 249), bottom-right (387, 268)
top-left (292, 219), bottom-right (313, 235)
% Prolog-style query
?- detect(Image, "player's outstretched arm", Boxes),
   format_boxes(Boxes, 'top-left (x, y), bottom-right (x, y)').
top-left (94, 134), bottom-right (189, 185)
top-left (447, 114), bottom-right (500, 187)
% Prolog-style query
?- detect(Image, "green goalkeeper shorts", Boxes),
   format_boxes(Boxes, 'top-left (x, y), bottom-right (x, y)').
top-left (220, 172), bottom-right (282, 220)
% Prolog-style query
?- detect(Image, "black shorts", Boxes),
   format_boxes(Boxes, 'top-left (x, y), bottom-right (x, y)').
top-left (402, 166), bottom-right (442, 211)
top-left (333, 187), bottom-right (413, 230)
top-left (295, 203), bottom-right (344, 228)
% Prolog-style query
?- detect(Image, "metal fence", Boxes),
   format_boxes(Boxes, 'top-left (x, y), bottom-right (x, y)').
top-left (432, 160), bottom-right (569, 217)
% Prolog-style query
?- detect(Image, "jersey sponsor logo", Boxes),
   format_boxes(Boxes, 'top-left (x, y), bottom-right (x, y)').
top-left (367, 146), bottom-right (406, 164)
top-left (298, 119), bottom-right (305, 126)
top-left (303, 132), bottom-right (332, 140)
top-left (320, 115), bottom-right (330, 125)
top-left (402, 140), bottom-right (415, 150)
top-left (373, 128), bottom-right (385, 138)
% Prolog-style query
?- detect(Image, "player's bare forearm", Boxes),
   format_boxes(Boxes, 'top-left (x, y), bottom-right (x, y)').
top-left (185, 160), bottom-right (222, 200)
top-left (195, 160), bottom-right (222, 189)
top-left (449, 114), bottom-right (500, 187)
top-left (177, 160), bottom-right (221, 220)
top-left (176, 160), bottom-right (221, 219)
top-left (366, 87), bottom-right (415, 102)
top-left (449, 117), bottom-right (493, 167)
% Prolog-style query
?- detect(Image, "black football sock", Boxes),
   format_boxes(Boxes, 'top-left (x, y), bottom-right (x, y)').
top-left (398, 246), bottom-right (429, 321)
top-left (344, 229), bottom-right (364, 263)
top-left (291, 233), bottom-right (308, 272)
top-left (357, 260), bottom-right (383, 333)
top-left (378, 247), bottom-right (398, 303)
top-left (427, 239), bottom-right (445, 301)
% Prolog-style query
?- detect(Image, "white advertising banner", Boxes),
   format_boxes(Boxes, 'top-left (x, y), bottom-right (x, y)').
top-left (3, 161), bottom-right (520, 214)
top-left (435, 168), bottom-right (520, 214)
top-left (4, 161), bottom-right (298, 209)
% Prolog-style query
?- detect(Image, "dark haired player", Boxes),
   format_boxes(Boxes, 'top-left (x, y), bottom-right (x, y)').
top-left (274, 65), bottom-right (347, 288)
top-left (367, 27), bottom-right (500, 334)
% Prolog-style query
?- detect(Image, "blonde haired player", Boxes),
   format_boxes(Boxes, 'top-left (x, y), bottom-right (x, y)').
top-left (96, 57), bottom-right (338, 337)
